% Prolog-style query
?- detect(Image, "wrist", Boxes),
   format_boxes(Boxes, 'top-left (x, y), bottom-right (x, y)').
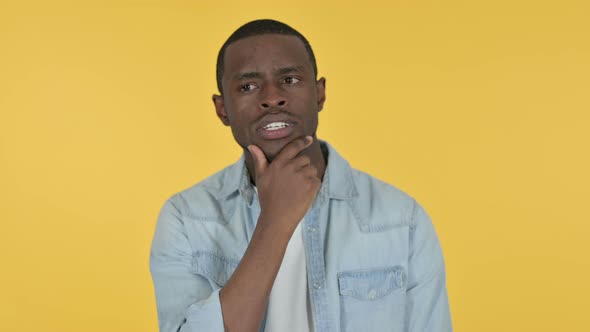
top-left (257, 212), bottom-right (298, 239)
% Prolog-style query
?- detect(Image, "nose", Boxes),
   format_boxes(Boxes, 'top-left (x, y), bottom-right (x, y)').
top-left (259, 84), bottom-right (287, 110)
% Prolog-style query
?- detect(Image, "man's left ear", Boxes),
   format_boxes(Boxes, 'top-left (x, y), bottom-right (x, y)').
top-left (316, 77), bottom-right (326, 112)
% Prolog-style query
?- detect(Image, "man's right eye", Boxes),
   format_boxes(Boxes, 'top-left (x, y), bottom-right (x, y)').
top-left (240, 83), bottom-right (257, 92)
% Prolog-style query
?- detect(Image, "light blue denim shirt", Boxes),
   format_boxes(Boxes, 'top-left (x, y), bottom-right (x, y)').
top-left (150, 141), bottom-right (452, 332)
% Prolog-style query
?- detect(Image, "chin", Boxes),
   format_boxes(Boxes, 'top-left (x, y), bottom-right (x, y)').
top-left (249, 135), bottom-right (306, 162)
top-left (259, 139), bottom-right (291, 162)
top-left (261, 146), bottom-right (282, 162)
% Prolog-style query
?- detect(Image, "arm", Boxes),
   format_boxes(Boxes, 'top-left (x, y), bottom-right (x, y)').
top-left (150, 136), bottom-right (320, 332)
top-left (150, 199), bottom-right (295, 332)
top-left (218, 213), bottom-right (294, 331)
top-left (220, 136), bottom-right (321, 332)
top-left (150, 198), bottom-right (225, 332)
top-left (406, 202), bottom-right (453, 332)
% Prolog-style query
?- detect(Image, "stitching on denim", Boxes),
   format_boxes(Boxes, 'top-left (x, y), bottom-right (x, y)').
top-left (346, 199), bottom-right (363, 229)
top-left (167, 194), bottom-right (183, 216)
top-left (349, 199), bottom-right (408, 233)
top-left (408, 198), bottom-right (418, 231)
top-left (174, 193), bottom-right (191, 214)
top-left (338, 265), bottom-right (403, 278)
top-left (174, 191), bottom-right (231, 224)
top-left (194, 250), bottom-right (240, 267)
top-left (190, 216), bottom-right (225, 222)
top-left (337, 266), bottom-right (405, 300)
top-left (363, 223), bottom-right (408, 232)
top-left (190, 250), bottom-right (239, 285)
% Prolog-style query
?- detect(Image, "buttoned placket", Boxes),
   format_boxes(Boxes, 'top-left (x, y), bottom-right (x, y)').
top-left (302, 187), bottom-right (333, 332)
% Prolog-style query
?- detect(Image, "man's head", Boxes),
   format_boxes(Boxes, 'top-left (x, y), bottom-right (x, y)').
top-left (216, 19), bottom-right (318, 95)
top-left (212, 19), bottom-right (326, 162)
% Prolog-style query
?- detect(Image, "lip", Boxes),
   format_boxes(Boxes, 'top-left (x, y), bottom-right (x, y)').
top-left (256, 122), bottom-right (295, 140)
top-left (256, 116), bottom-right (296, 130)
top-left (255, 116), bottom-right (297, 140)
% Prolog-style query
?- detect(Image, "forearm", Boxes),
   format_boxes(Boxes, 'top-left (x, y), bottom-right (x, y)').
top-left (219, 215), bottom-right (295, 332)
top-left (220, 137), bottom-right (320, 331)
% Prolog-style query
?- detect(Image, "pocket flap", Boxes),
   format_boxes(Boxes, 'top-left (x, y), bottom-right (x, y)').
top-left (190, 251), bottom-right (240, 286)
top-left (337, 266), bottom-right (406, 300)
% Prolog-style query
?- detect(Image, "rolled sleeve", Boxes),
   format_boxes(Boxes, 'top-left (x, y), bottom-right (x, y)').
top-left (186, 288), bottom-right (225, 330)
top-left (406, 201), bottom-right (453, 332)
top-left (150, 198), bottom-right (225, 332)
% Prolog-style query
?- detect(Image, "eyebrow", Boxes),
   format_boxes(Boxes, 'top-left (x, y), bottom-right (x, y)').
top-left (276, 66), bottom-right (304, 75)
top-left (233, 71), bottom-right (262, 80)
top-left (233, 66), bottom-right (305, 81)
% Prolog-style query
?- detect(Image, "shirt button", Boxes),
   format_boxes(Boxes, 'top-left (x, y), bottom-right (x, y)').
top-left (307, 226), bottom-right (316, 233)
top-left (313, 282), bottom-right (322, 289)
top-left (368, 289), bottom-right (377, 300)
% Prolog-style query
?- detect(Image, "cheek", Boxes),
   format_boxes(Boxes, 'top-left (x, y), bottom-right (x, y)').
top-left (225, 100), bottom-right (245, 123)
top-left (301, 89), bottom-right (320, 110)
top-left (226, 103), bottom-right (255, 141)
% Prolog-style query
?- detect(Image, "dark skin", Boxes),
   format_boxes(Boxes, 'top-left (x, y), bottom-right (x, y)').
top-left (212, 33), bottom-right (327, 185)
top-left (211, 34), bottom-right (327, 332)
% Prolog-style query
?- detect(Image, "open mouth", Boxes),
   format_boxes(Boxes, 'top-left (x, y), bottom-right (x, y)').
top-left (262, 122), bottom-right (291, 131)
top-left (257, 121), bottom-right (295, 140)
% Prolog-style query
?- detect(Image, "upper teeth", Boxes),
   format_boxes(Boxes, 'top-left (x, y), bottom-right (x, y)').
top-left (263, 122), bottom-right (289, 130)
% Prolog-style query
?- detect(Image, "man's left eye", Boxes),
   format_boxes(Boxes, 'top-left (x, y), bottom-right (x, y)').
top-left (282, 77), bottom-right (300, 84)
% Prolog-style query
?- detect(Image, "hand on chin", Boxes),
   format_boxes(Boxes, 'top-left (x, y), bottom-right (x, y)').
top-left (257, 136), bottom-right (304, 163)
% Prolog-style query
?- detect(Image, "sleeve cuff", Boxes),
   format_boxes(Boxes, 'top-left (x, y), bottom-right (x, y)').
top-left (186, 288), bottom-right (225, 331)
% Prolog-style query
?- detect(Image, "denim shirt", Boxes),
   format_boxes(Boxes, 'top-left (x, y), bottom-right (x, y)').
top-left (150, 141), bottom-right (452, 332)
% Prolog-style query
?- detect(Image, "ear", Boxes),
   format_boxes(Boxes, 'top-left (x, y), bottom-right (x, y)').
top-left (316, 77), bottom-right (326, 112)
top-left (212, 94), bottom-right (231, 126)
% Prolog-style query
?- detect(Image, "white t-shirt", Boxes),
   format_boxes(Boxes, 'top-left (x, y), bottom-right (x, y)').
top-left (263, 221), bottom-right (314, 331)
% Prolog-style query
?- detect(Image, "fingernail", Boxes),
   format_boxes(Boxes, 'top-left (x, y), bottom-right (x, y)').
top-left (306, 136), bottom-right (313, 142)
top-left (247, 145), bottom-right (253, 153)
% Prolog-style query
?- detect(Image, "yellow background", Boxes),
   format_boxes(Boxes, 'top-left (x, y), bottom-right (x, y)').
top-left (1, 0), bottom-right (589, 331)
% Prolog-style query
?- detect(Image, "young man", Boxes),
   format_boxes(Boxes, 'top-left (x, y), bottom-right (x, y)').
top-left (150, 19), bottom-right (452, 332)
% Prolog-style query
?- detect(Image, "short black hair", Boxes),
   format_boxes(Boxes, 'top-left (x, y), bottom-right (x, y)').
top-left (216, 19), bottom-right (318, 94)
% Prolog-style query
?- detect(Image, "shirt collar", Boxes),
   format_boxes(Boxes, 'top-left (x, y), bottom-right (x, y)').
top-left (322, 141), bottom-right (359, 200)
top-left (214, 140), bottom-right (358, 204)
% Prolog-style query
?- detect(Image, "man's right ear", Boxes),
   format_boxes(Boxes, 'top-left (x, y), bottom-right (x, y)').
top-left (212, 94), bottom-right (231, 126)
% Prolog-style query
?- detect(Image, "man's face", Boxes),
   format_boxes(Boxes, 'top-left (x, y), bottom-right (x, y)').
top-left (213, 34), bottom-right (326, 161)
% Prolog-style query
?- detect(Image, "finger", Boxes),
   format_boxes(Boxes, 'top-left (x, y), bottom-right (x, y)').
top-left (291, 155), bottom-right (311, 168)
top-left (275, 136), bottom-right (313, 164)
top-left (299, 164), bottom-right (319, 178)
top-left (248, 145), bottom-right (268, 175)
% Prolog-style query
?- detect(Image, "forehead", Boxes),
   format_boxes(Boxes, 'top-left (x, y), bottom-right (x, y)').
top-left (223, 34), bottom-right (313, 77)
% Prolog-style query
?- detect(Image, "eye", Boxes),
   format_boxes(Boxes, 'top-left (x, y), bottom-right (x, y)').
top-left (282, 76), bottom-right (300, 84)
top-left (240, 83), bottom-right (258, 92)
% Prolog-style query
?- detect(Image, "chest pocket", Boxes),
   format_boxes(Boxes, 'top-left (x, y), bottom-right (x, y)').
top-left (190, 251), bottom-right (240, 287)
top-left (337, 266), bottom-right (407, 332)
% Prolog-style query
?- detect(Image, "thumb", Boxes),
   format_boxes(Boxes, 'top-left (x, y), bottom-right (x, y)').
top-left (247, 145), bottom-right (268, 175)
